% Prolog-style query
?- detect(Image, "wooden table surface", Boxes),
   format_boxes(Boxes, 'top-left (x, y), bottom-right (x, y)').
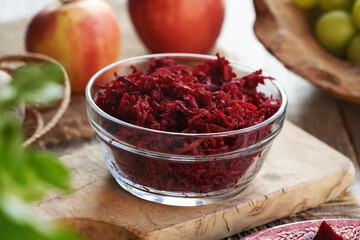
top-left (1, 0), bottom-right (360, 239)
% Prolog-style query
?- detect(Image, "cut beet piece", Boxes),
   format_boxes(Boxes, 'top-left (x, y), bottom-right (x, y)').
top-left (313, 221), bottom-right (343, 240)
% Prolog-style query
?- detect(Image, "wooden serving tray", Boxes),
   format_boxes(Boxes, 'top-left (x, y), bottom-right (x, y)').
top-left (33, 121), bottom-right (354, 240)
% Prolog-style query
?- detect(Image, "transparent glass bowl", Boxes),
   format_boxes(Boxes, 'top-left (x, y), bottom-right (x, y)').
top-left (85, 53), bottom-right (287, 206)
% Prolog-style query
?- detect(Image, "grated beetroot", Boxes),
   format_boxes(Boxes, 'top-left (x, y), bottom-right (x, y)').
top-left (95, 54), bottom-right (281, 193)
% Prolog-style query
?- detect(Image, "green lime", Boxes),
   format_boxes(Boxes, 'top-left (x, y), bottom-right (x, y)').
top-left (315, 10), bottom-right (357, 53)
top-left (347, 34), bottom-right (360, 61)
top-left (319, 0), bottom-right (354, 11)
top-left (293, 0), bottom-right (318, 9)
top-left (353, 0), bottom-right (360, 28)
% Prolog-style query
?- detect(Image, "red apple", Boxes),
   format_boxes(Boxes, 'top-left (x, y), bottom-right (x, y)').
top-left (25, 0), bottom-right (120, 92)
top-left (128, 0), bottom-right (225, 54)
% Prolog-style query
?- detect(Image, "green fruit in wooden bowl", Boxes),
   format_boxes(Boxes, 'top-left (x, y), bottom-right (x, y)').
top-left (315, 10), bottom-right (357, 54)
top-left (293, 0), bottom-right (319, 9)
top-left (353, 0), bottom-right (360, 28)
top-left (319, 0), bottom-right (354, 11)
top-left (347, 34), bottom-right (360, 61)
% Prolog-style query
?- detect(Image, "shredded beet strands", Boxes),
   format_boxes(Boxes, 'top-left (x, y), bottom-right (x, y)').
top-left (95, 54), bottom-right (281, 193)
top-left (95, 54), bottom-right (280, 136)
top-left (110, 146), bottom-right (259, 193)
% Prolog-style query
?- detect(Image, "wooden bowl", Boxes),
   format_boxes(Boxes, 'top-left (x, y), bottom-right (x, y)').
top-left (253, 0), bottom-right (360, 104)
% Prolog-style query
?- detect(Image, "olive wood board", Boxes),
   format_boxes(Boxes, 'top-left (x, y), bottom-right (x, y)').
top-left (33, 121), bottom-right (355, 240)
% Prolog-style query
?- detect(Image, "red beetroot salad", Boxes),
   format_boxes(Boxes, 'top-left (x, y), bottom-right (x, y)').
top-left (95, 54), bottom-right (281, 138)
top-left (93, 54), bottom-right (283, 193)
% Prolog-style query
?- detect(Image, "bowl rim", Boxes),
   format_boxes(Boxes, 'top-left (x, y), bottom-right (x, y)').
top-left (85, 53), bottom-right (288, 137)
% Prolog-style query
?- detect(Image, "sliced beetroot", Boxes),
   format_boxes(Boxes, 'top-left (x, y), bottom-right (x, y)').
top-left (313, 221), bottom-right (343, 240)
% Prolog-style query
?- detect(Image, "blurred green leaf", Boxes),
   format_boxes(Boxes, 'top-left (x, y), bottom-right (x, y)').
top-left (28, 150), bottom-right (71, 192)
top-left (11, 62), bottom-right (64, 88)
top-left (0, 86), bottom-right (17, 112)
top-left (1, 167), bottom-right (48, 202)
top-left (0, 119), bottom-right (46, 201)
top-left (0, 120), bottom-right (71, 201)
top-left (0, 195), bottom-right (79, 240)
top-left (23, 82), bottom-right (64, 106)
top-left (0, 63), bottom-right (80, 240)
top-left (10, 63), bottom-right (64, 106)
top-left (0, 117), bottom-right (24, 169)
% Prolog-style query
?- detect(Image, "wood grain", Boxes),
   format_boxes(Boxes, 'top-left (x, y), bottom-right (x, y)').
top-left (32, 121), bottom-right (354, 240)
top-left (281, 73), bottom-right (356, 161)
top-left (340, 102), bottom-right (360, 163)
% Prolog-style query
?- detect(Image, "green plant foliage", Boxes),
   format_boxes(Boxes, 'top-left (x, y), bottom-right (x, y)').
top-left (0, 63), bottom-right (80, 240)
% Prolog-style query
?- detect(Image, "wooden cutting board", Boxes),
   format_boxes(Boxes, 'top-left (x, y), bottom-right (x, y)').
top-left (33, 121), bottom-right (355, 240)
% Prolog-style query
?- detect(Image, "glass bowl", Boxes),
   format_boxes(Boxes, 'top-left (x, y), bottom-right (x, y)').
top-left (85, 53), bottom-right (287, 206)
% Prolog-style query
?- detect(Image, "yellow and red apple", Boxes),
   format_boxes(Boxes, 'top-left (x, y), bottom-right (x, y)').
top-left (128, 0), bottom-right (225, 54)
top-left (25, 0), bottom-right (120, 92)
